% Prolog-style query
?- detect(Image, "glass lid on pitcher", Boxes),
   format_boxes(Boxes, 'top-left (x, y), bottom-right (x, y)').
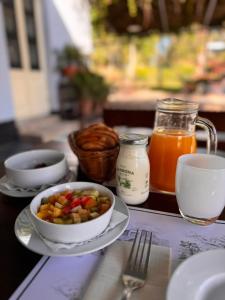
top-left (157, 98), bottom-right (199, 113)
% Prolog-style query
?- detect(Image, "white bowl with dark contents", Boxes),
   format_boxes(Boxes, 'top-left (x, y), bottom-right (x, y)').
top-left (30, 182), bottom-right (115, 243)
top-left (4, 149), bottom-right (68, 188)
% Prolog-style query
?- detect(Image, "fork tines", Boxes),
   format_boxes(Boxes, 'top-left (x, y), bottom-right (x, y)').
top-left (125, 230), bottom-right (152, 279)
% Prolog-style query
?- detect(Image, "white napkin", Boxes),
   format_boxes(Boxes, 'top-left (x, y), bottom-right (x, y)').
top-left (26, 209), bottom-right (128, 251)
top-left (83, 241), bottom-right (171, 300)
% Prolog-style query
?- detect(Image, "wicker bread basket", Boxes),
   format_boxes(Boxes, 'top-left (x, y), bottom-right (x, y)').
top-left (68, 131), bottom-right (119, 182)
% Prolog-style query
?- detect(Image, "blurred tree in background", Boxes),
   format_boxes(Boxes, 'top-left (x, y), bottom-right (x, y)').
top-left (90, 3), bottom-right (225, 93)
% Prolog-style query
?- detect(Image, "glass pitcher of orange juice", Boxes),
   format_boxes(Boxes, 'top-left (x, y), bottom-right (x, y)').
top-left (148, 98), bottom-right (217, 193)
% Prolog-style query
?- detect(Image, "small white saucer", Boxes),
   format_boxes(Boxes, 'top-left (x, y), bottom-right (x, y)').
top-left (14, 196), bottom-right (129, 256)
top-left (0, 170), bottom-right (75, 198)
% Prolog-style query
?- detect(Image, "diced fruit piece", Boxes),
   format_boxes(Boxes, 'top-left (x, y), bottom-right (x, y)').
top-left (57, 196), bottom-right (68, 206)
top-left (78, 208), bottom-right (89, 221)
top-left (53, 218), bottom-right (63, 224)
top-left (90, 212), bottom-right (100, 218)
top-left (64, 218), bottom-right (73, 224)
top-left (47, 209), bottom-right (53, 215)
top-left (81, 190), bottom-right (99, 197)
top-left (71, 213), bottom-right (81, 224)
top-left (80, 196), bottom-right (91, 206)
top-left (70, 198), bottom-right (81, 208)
top-left (90, 207), bottom-right (98, 212)
top-left (52, 207), bottom-right (62, 217)
top-left (39, 204), bottom-right (49, 211)
top-left (71, 205), bottom-right (82, 212)
top-left (62, 206), bottom-right (71, 215)
top-left (41, 197), bottom-right (48, 205)
top-left (98, 196), bottom-right (110, 203)
top-left (37, 210), bottom-right (49, 219)
top-left (55, 202), bottom-right (63, 209)
top-left (84, 198), bottom-right (97, 209)
top-left (49, 204), bottom-right (55, 211)
top-left (48, 194), bottom-right (58, 203)
top-left (73, 190), bottom-right (82, 196)
top-left (100, 203), bottom-right (110, 214)
top-left (65, 192), bottom-right (73, 201)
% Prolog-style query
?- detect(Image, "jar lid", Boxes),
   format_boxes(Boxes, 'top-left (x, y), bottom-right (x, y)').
top-left (119, 133), bottom-right (148, 145)
top-left (157, 98), bottom-right (199, 113)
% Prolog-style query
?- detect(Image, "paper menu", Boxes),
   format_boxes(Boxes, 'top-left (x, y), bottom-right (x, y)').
top-left (128, 207), bottom-right (225, 270)
top-left (10, 254), bottom-right (101, 300)
top-left (10, 207), bottom-right (225, 300)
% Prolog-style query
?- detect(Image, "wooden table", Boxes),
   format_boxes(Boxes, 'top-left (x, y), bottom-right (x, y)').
top-left (1, 141), bottom-right (225, 299)
top-left (103, 106), bottom-right (225, 132)
top-left (103, 105), bottom-right (225, 151)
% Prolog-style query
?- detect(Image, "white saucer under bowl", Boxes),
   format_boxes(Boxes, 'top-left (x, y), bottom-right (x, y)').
top-left (14, 196), bottom-right (129, 256)
top-left (0, 170), bottom-right (75, 198)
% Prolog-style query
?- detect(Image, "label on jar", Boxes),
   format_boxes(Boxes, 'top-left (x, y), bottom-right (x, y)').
top-left (116, 159), bottom-right (149, 205)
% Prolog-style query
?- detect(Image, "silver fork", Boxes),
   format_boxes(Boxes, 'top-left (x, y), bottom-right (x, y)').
top-left (121, 230), bottom-right (152, 300)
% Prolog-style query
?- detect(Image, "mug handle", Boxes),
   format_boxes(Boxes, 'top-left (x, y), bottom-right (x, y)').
top-left (195, 116), bottom-right (217, 154)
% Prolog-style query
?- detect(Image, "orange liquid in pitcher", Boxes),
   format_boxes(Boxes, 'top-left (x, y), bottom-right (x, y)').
top-left (148, 129), bottom-right (196, 193)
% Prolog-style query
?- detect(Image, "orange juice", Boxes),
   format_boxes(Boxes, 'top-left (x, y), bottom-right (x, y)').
top-left (148, 129), bottom-right (196, 193)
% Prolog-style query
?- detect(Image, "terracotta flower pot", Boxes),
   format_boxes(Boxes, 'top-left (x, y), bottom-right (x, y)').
top-left (62, 66), bottom-right (79, 78)
top-left (79, 99), bottom-right (93, 118)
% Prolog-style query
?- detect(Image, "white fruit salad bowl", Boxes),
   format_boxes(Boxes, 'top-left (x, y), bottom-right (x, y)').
top-left (30, 182), bottom-right (115, 243)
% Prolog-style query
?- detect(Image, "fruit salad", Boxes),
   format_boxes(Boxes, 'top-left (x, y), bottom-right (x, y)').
top-left (36, 189), bottom-right (111, 224)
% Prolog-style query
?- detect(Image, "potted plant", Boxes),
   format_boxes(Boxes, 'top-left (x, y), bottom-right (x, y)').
top-left (56, 45), bottom-right (87, 78)
top-left (71, 70), bottom-right (110, 117)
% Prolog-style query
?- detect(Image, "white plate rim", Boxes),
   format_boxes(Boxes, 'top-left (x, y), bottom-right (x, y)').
top-left (0, 175), bottom-right (36, 197)
top-left (167, 249), bottom-right (225, 300)
top-left (0, 170), bottom-right (75, 198)
top-left (14, 196), bottom-right (130, 256)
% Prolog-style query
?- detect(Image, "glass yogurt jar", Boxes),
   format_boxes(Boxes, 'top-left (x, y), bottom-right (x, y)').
top-left (116, 134), bottom-right (150, 205)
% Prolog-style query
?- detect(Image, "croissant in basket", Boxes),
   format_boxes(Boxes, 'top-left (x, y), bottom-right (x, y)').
top-left (68, 123), bottom-right (120, 182)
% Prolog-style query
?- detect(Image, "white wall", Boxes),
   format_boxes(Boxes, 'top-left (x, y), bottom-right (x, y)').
top-left (0, 3), bottom-right (15, 123)
top-left (43, 0), bottom-right (93, 111)
top-left (0, 0), bottom-right (93, 120)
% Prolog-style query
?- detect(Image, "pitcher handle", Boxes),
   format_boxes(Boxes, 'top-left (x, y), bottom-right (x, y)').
top-left (195, 116), bottom-right (217, 154)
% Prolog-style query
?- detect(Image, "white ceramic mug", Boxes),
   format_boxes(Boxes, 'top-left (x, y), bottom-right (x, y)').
top-left (176, 154), bottom-right (225, 225)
